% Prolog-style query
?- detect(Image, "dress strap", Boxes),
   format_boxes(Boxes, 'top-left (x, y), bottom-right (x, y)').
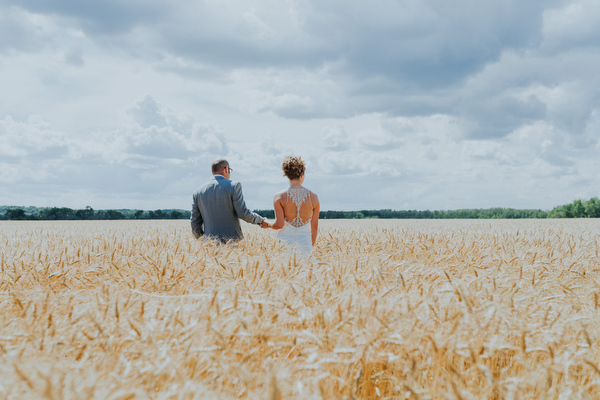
top-left (286, 187), bottom-right (311, 227)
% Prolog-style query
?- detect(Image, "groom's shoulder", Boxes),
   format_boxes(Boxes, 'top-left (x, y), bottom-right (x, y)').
top-left (194, 176), bottom-right (219, 192)
top-left (216, 178), bottom-right (240, 191)
top-left (229, 180), bottom-right (243, 190)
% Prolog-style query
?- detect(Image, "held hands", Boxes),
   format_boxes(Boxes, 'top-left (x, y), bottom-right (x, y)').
top-left (260, 219), bottom-right (271, 228)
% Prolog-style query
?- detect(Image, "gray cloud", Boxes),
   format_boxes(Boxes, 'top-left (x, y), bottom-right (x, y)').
top-left (10, 0), bottom-right (166, 35)
top-left (64, 45), bottom-right (84, 66)
top-left (7, 0), bottom-right (589, 127)
top-left (0, 6), bottom-right (52, 54)
top-left (309, 1), bottom-right (551, 85)
top-left (461, 94), bottom-right (548, 139)
top-left (6, 1), bottom-right (555, 83)
top-left (2, 0), bottom-right (600, 211)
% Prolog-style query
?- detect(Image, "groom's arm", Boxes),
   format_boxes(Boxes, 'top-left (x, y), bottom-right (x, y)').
top-left (190, 193), bottom-right (204, 238)
top-left (231, 182), bottom-right (264, 225)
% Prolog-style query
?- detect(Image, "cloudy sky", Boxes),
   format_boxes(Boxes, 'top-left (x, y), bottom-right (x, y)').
top-left (1, 0), bottom-right (599, 212)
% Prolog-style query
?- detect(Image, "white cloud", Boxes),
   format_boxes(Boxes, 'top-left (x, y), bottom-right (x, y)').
top-left (0, 116), bottom-right (68, 158)
top-left (358, 128), bottom-right (404, 151)
top-left (318, 152), bottom-right (368, 176)
top-left (462, 141), bottom-right (503, 161)
top-left (126, 95), bottom-right (168, 128)
top-left (191, 131), bottom-right (229, 154)
top-left (109, 96), bottom-right (231, 161)
top-left (542, 0), bottom-right (600, 50)
top-left (255, 93), bottom-right (317, 118)
top-left (321, 125), bottom-right (350, 151)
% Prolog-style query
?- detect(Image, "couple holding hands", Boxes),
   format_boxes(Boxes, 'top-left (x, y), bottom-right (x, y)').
top-left (191, 156), bottom-right (320, 256)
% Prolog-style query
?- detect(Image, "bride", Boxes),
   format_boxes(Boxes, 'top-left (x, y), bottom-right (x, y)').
top-left (265, 156), bottom-right (320, 256)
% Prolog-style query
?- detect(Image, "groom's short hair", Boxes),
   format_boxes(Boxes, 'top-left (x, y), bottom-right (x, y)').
top-left (211, 158), bottom-right (229, 173)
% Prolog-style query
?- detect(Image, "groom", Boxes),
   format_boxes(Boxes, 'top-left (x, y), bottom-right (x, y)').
top-left (191, 158), bottom-right (267, 242)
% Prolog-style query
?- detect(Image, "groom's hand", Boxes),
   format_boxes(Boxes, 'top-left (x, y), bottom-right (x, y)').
top-left (261, 219), bottom-right (269, 228)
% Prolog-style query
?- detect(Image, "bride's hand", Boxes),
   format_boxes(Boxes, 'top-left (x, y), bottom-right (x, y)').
top-left (261, 219), bottom-right (271, 228)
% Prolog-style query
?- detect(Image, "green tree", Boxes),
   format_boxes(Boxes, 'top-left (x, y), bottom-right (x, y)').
top-left (105, 210), bottom-right (125, 219)
top-left (41, 207), bottom-right (76, 220)
top-left (572, 200), bottom-right (586, 218)
top-left (6, 209), bottom-right (26, 220)
top-left (149, 210), bottom-right (165, 219)
top-left (76, 206), bottom-right (94, 220)
top-left (169, 210), bottom-right (185, 219)
top-left (254, 209), bottom-right (275, 219)
top-left (584, 197), bottom-right (600, 218)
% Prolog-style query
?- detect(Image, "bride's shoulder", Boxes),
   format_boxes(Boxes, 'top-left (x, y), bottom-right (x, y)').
top-left (273, 189), bottom-right (288, 200)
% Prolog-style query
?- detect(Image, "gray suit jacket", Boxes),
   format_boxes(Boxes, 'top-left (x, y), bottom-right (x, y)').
top-left (191, 175), bottom-right (264, 242)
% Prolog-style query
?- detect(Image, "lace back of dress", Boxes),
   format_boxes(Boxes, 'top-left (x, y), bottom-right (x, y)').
top-left (287, 187), bottom-right (311, 227)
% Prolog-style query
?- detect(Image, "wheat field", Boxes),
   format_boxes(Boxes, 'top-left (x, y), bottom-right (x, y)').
top-left (1, 219), bottom-right (600, 399)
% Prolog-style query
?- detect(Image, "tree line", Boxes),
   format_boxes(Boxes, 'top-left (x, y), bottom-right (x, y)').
top-left (546, 197), bottom-right (600, 218)
top-left (254, 208), bottom-right (549, 219)
top-left (2, 197), bottom-right (599, 220)
top-left (0, 206), bottom-right (191, 221)
top-left (256, 197), bottom-right (600, 219)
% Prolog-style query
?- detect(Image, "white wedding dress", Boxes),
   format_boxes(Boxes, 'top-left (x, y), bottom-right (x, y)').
top-left (276, 187), bottom-right (313, 258)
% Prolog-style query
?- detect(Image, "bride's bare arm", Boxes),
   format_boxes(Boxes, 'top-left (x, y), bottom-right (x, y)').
top-left (310, 192), bottom-right (320, 246)
top-left (270, 192), bottom-right (286, 230)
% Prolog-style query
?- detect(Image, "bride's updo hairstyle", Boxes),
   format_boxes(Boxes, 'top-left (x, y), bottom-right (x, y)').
top-left (282, 156), bottom-right (306, 180)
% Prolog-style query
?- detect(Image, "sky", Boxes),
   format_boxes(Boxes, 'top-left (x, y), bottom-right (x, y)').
top-left (1, 0), bottom-right (599, 212)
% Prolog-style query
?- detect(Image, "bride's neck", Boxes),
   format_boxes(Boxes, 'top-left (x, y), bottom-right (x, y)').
top-left (288, 179), bottom-right (303, 188)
